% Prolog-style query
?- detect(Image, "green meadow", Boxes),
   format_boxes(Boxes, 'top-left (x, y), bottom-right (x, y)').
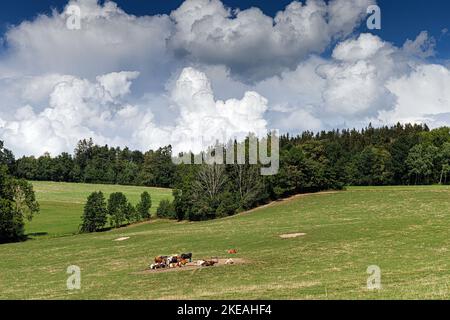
top-left (1, 182), bottom-right (450, 299)
top-left (26, 181), bottom-right (173, 238)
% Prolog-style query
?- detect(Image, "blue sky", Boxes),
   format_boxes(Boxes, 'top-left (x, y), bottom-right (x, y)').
top-left (1, 0), bottom-right (449, 58)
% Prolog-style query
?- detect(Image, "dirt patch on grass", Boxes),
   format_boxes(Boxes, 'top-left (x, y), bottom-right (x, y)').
top-left (133, 258), bottom-right (247, 275)
top-left (114, 237), bottom-right (130, 241)
top-left (279, 233), bottom-right (306, 239)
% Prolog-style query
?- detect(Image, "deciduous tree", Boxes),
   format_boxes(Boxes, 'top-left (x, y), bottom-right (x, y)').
top-left (136, 191), bottom-right (152, 220)
top-left (80, 191), bottom-right (107, 233)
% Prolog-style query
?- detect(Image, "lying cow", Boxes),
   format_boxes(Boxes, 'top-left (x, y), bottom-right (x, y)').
top-left (168, 255), bottom-right (187, 268)
top-left (150, 262), bottom-right (167, 270)
top-left (204, 260), bottom-right (218, 267)
top-left (154, 256), bottom-right (168, 264)
top-left (225, 259), bottom-right (234, 265)
top-left (179, 259), bottom-right (188, 266)
top-left (180, 253), bottom-right (192, 262)
top-left (167, 256), bottom-right (179, 264)
top-left (199, 260), bottom-right (217, 267)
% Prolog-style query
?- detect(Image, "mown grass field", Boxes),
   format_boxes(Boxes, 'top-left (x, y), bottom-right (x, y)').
top-left (1, 183), bottom-right (450, 299)
top-left (26, 181), bottom-right (173, 238)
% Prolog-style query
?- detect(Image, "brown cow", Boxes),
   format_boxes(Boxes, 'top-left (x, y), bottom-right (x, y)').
top-left (202, 260), bottom-right (217, 267)
top-left (178, 259), bottom-right (188, 267)
top-left (154, 256), bottom-right (168, 264)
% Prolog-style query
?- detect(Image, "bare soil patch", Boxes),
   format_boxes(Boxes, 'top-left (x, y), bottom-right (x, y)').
top-left (279, 233), bottom-right (306, 239)
top-left (114, 237), bottom-right (130, 241)
top-left (133, 258), bottom-right (247, 275)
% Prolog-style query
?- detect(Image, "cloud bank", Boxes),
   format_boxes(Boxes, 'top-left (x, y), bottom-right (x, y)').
top-left (0, 0), bottom-right (449, 156)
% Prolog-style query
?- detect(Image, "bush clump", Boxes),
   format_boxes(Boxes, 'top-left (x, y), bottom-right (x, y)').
top-left (156, 199), bottom-right (176, 219)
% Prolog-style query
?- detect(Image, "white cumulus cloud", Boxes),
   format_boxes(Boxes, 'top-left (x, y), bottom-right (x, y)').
top-left (0, 0), bottom-right (449, 157)
top-left (0, 67), bottom-right (270, 156)
top-left (169, 0), bottom-right (375, 81)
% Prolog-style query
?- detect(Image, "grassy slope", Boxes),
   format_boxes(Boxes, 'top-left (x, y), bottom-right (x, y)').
top-left (26, 181), bottom-right (173, 238)
top-left (1, 184), bottom-right (450, 299)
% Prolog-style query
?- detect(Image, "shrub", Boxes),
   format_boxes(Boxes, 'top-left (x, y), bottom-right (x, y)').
top-left (80, 191), bottom-right (107, 233)
top-left (156, 199), bottom-right (175, 219)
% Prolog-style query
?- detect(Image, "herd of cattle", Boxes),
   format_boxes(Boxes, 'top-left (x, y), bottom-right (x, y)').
top-left (150, 252), bottom-right (193, 269)
top-left (149, 250), bottom-right (238, 270)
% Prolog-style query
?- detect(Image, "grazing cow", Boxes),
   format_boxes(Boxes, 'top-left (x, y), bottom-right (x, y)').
top-left (227, 249), bottom-right (237, 254)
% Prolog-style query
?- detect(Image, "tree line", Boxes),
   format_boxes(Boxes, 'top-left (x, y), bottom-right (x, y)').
top-left (80, 189), bottom-right (184, 233)
top-left (13, 139), bottom-right (176, 187)
top-left (2, 123), bottom-right (450, 235)
top-left (169, 123), bottom-right (450, 221)
top-left (8, 124), bottom-right (449, 188)
top-left (81, 191), bottom-right (152, 232)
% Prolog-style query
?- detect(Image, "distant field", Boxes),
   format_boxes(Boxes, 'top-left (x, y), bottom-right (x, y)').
top-left (26, 181), bottom-right (173, 238)
top-left (1, 184), bottom-right (450, 299)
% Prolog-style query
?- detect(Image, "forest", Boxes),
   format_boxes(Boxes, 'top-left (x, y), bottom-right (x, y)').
top-left (2, 123), bottom-right (450, 223)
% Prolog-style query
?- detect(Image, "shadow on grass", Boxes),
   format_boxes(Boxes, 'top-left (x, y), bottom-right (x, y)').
top-left (26, 232), bottom-right (49, 237)
top-left (80, 223), bottom-right (134, 234)
top-left (97, 226), bottom-right (115, 232)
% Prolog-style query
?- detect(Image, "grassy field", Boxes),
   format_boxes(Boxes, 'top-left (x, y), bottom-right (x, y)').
top-left (26, 181), bottom-right (173, 238)
top-left (1, 183), bottom-right (450, 299)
